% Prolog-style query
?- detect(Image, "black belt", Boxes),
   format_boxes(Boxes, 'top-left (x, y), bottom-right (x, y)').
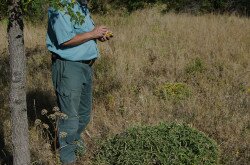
top-left (51, 53), bottom-right (96, 66)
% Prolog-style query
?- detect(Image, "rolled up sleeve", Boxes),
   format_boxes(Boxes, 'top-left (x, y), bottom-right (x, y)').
top-left (49, 10), bottom-right (76, 45)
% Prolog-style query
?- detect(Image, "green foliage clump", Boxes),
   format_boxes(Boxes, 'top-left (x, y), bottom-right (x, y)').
top-left (0, 0), bottom-right (48, 21)
top-left (163, 0), bottom-right (220, 13)
top-left (112, 0), bottom-right (157, 12)
top-left (163, 0), bottom-right (249, 15)
top-left (89, 0), bottom-right (157, 13)
top-left (88, 0), bottom-right (249, 15)
top-left (21, 0), bottom-right (48, 21)
top-left (1, 0), bottom-right (85, 23)
top-left (1, 0), bottom-right (249, 21)
top-left (155, 83), bottom-right (191, 101)
top-left (94, 123), bottom-right (219, 165)
top-left (185, 58), bottom-right (206, 75)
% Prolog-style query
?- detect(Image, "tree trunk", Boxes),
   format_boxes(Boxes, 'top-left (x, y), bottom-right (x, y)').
top-left (7, 0), bottom-right (31, 164)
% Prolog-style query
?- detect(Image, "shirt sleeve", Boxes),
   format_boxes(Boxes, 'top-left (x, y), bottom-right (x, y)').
top-left (49, 10), bottom-right (76, 46)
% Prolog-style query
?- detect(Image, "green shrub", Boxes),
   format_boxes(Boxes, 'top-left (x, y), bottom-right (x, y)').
top-left (155, 82), bottom-right (191, 101)
top-left (1, 0), bottom-right (49, 22)
top-left (185, 58), bottom-right (206, 75)
top-left (93, 123), bottom-right (219, 165)
top-left (1, 0), bottom-right (248, 20)
top-left (162, 0), bottom-right (249, 15)
top-left (88, 0), bottom-right (249, 15)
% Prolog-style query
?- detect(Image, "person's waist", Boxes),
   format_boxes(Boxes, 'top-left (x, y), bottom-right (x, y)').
top-left (51, 52), bottom-right (96, 66)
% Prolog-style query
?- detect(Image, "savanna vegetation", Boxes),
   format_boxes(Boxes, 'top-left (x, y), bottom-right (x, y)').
top-left (0, 0), bottom-right (249, 20)
top-left (0, 0), bottom-right (249, 165)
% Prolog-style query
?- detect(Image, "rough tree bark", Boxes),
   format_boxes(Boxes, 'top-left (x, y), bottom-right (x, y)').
top-left (7, 0), bottom-right (31, 164)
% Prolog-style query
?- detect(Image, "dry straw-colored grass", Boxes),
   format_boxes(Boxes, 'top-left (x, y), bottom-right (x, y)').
top-left (0, 7), bottom-right (249, 165)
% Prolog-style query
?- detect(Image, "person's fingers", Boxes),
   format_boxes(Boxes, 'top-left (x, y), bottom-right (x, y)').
top-left (93, 26), bottom-right (113, 39)
top-left (102, 36), bottom-right (108, 41)
top-left (95, 30), bottom-right (105, 37)
top-left (99, 27), bottom-right (108, 33)
top-left (105, 36), bottom-right (110, 40)
top-left (97, 27), bottom-right (106, 31)
top-left (96, 26), bottom-right (107, 31)
top-left (101, 31), bottom-right (107, 37)
top-left (99, 38), bottom-right (105, 42)
top-left (101, 29), bottom-right (108, 33)
top-left (99, 25), bottom-right (108, 29)
top-left (101, 29), bottom-right (107, 33)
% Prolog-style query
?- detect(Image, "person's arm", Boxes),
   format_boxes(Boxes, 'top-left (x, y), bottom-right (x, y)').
top-left (62, 26), bottom-right (108, 47)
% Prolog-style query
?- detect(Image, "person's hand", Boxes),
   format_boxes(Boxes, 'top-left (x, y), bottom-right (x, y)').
top-left (98, 31), bottom-right (113, 42)
top-left (90, 26), bottom-right (108, 39)
top-left (98, 36), bottom-right (109, 42)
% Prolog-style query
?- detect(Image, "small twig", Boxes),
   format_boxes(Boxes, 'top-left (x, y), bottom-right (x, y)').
top-left (33, 99), bottom-right (37, 119)
top-left (85, 130), bottom-right (91, 138)
top-left (54, 119), bottom-right (59, 152)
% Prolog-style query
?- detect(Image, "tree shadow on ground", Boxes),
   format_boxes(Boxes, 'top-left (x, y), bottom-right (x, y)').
top-left (0, 122), bottom-right (12, 165)
top-left (26, 89), bottom-right (59, 150)
top-left (0, 49), bottom-right (12, 165)
top-left (26, 89), bottom-right (57, 123)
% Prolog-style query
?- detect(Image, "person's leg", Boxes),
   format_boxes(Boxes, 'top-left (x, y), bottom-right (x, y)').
top-left (57, 90), bottom-right (80, 164)
top-left (77, 65), bottom-right (93, 137)
top-left (52, 59), bottom-right (86, 164)
top-left (75, 65), bottom-right (93, 155)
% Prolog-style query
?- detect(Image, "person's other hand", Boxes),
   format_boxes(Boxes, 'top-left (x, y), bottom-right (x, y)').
top-left (90, 26), bottom-right (108, 39)
top-left (98, 31), bottom-right (113, 42)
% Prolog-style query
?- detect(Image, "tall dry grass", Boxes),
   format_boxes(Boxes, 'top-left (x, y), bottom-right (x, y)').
top-left (0, 7), bottom-right (250, 164)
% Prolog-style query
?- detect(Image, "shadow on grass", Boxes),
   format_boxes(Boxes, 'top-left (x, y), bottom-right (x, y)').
top-left (27, 89), bottom-right (58, 147)
top-left (27, 89), bottom-right (59, 151)
top-left (0, 89), bottom-right (57, 164)
top-left (0, 50), bottom-right (12, 165)
top-left (0, 122), bottom-right (12, 165)
top-left (26, 90), bottom-right (57, 123)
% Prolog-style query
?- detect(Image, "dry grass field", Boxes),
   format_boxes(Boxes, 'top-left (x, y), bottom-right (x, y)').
top-left (0, 7), bottom-right (250, 164)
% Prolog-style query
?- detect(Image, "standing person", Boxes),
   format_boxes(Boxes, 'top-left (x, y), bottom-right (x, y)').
top-left (46, 0), bottom-right (112, 164)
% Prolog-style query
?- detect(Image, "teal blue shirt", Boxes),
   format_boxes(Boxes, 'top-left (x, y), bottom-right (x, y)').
top-left (46, 3), bottom-right (99, 61)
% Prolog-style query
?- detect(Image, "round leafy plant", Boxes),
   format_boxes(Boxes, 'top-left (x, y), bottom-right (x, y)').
top-left (94, 123), bottom-right (219, 165)
top-left (155, 83), bottom-right (191, 101)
